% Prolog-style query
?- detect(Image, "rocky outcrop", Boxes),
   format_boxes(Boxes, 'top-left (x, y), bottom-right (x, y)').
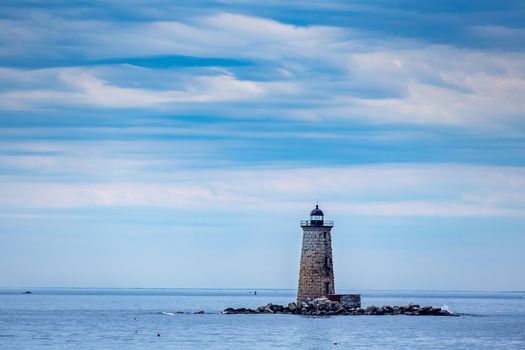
top-left (223, 298), bottom-right (454, 316)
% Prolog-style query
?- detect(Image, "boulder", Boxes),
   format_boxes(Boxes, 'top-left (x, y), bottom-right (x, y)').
top-left (366, 305), bottom-right (378, 313)
top-left (264, 307), bottom-right (274, 314)
top-left (271, 304), bottom-right (284, 312)
top-left (335, 307), bottom-right (347, 315)
top-left (407, 303), bottom-right (420, 310)
top-left (223, 301), bottom-right (454, 317)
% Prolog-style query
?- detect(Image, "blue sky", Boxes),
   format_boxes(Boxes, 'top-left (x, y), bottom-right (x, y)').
top-left (0, 0), bottom-right (524, 290)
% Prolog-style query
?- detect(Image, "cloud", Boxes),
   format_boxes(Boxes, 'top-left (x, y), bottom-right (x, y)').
top-left (0, 12), bottom-right (345, 62)
top-left (0, 13), bottom-right (525, 129)
top-left (0, 9), bottom-right (524, 129)
top-left (0, 67), bottom-right (296, 109)
top-left (1, 164), bottom-right (524, 217)
top-left (467, 25), bottom-right (525, 48)
top-left (0, 2), bottom-right (524, 291)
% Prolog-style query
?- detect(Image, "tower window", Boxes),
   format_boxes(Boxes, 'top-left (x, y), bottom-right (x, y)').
top-left (323, 232), bottom-right (327, 239)
top-left (325, 282), bottom-right (330, 294)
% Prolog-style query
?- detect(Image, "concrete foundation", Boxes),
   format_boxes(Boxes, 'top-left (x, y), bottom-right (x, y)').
top-left (328, 294), bottom-right (361, 308)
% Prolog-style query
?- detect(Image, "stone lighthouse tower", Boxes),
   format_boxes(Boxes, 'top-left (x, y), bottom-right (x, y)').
top-left (297, 204), bottom-right (335, 302)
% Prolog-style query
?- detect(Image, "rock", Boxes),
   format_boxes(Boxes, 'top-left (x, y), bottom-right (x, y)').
top-left (194, 310), bottom-right (205, 314)
top-left (407, 303), bottom-right (420, 310)
top-left (366, 305), bottom-right (378, 313)
top-left (419, 306), bottom-right (431, 315)
top-left (382, 306), bottom-right (393, 315)
top-left (222, 301), bottom-right (454, 316)
top-left (328, 302), bottom-right (339, 311)
top-left (335, 307), bottom-right (347, 315)
top-left (430, 307), bottom-right (442, 315)
top-left (271, 304), bottom-right (284, 312)
top-left (264, 304), bottom-right (274, 313)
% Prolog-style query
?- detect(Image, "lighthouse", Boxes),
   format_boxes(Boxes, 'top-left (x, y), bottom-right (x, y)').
top-left (297, 204), bottom-right (335, 302)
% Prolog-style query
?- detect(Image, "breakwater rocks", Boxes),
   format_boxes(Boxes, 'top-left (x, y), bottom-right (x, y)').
top-left (223, 298), bottom-right (454, 316)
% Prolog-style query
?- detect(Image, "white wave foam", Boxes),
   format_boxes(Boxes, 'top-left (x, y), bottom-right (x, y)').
top-left (161, 312), bottom-right (176, 316)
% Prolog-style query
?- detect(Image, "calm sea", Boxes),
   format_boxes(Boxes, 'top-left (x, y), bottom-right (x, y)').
top-left (0, 288), bottom-right (524, 349)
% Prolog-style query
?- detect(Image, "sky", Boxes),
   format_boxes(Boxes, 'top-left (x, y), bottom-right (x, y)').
top-left (0, 0), bottom-right (524, 291)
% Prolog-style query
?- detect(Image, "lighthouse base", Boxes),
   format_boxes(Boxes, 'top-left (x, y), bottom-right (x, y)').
top-left (327, 294), bottom-right (361, 308)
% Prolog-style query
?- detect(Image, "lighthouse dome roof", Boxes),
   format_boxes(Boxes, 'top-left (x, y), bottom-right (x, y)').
top-left (310, 205), bottom-right (324, 216)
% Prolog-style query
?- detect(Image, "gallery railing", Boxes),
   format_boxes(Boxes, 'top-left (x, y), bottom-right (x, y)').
top-left (300, 220), bottom-right (334, 227)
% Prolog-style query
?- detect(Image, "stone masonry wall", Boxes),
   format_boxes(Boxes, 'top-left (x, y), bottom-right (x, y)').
top-left (297, 226), bottom-right (335, 302)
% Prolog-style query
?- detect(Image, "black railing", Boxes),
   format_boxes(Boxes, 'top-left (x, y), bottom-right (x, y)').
top-left (300, 220), bottom-right (334, 227)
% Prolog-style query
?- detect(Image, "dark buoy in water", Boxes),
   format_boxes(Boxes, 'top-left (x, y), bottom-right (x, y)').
top-left (157, 333), bottom-right (160, 337)
top-left (254, 291), bottom-right (257, 296)
top-left (23, 291), bottom-right (32, 294)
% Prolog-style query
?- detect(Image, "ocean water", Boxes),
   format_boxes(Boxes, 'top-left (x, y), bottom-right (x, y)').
top-left (1, 289), bottom-right (524, 349)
